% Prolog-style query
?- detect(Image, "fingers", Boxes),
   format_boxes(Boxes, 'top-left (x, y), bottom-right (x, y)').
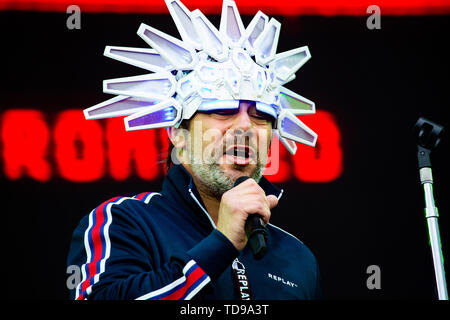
top-left (266, 194), bottom-right (278, 210)
top-left (217, 177), bottom-right (279, 251)
top-left (231, 178), bottom-right (278, 224)
top-left (236, 194), bottom-right (271, 224)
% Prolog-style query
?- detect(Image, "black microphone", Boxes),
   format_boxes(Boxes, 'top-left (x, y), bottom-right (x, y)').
top-left (233, 176), bottom-right (268, 260)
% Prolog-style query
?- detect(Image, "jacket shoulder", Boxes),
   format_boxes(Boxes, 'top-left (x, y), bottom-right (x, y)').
top-left (268, 223), bottom-right (304, 245)
top-left (73, 192), bottom-right (162, 232)
top-left (267, 223), bottom-right (317, 262)
top-left (93, 192), bottom-right (162, 211)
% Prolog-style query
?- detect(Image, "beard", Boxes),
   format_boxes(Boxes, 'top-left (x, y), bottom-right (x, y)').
top-left (189, 151), bottom-right (266, 199)
top-left (177, 123), bottom-right (272, 199)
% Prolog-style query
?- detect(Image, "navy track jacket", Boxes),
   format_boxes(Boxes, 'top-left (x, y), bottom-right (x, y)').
top-left (67, 164), bottom-right (321, 300)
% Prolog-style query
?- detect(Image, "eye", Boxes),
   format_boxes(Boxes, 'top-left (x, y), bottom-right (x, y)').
top-left (213, 109), bottom-right (239, 116)
top-left (248, 106), bottom-right (275, 123)
top-left (201, 109), bottom-right (239, 117)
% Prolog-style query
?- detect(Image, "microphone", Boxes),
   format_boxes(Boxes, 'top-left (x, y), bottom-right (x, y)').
top-left (233, 176), bottom-right (268, 260)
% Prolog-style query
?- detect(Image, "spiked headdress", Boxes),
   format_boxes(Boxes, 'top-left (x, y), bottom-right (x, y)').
top-left (84, 0), bottom-right (317, 154)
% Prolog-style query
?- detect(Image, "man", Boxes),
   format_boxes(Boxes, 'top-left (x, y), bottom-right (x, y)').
top-left (67, 0), bottom-right (321, 300)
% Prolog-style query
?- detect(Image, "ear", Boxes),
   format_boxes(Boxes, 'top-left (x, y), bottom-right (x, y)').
top-left (167, 126), bottom-right (187, 149)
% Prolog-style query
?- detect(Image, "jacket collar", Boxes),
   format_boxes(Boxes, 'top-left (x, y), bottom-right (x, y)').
top-left (161, 164), bottom-right (283, 228)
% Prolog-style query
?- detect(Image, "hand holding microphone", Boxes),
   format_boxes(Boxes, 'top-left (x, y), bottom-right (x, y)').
top-left (216, 176), bottom-right (278, 259)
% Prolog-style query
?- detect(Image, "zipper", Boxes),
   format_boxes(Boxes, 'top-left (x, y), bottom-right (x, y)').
top-left (188, 187), bottom-right (216, 229)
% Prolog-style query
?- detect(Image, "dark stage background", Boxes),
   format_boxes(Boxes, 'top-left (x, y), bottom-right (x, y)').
top-left (2, 9), bottom-right (450, 300)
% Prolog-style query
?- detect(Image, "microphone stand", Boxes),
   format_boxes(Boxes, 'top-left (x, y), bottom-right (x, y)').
top-left (415, 117), bottom-right (448, 300)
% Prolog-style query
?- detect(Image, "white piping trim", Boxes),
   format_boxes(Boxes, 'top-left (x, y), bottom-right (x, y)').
top-left (76, 197), bottom-right (134, 299)
top-left (135, 259), bottom-right (211, 300)
top-left (268, 223), bottom-right (304, 245)
top-left (143, 192), bottom-right (161, 204)
top-left (277, 189), bottom-right (284, 201)
top-left (185, 276), bottom-right (211, 300)
top-left (188, 188), bottom-right (216, 229)
top-left (136, 260), bottom-right (194, 300)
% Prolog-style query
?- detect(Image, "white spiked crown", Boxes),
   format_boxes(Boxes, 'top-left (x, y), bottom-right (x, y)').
top-left (83, 0), bottom-right (318, 154)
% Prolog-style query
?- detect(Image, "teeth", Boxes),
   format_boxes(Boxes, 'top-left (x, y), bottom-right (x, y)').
top-left (238, 148), bottom-right (250, 158)
top-left (226, 147), bottom-right (249, 158)
top-left (235, 148), bottom-right (246, 158)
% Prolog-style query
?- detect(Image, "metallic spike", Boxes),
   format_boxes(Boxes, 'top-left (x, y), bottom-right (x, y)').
top-left (191, 9), bottom-right (229, 62)
top-left (270, 46), bottom-right (311, 83)
top-left (219, 0), bottom-right (246, 48)
top-left (137, 23), bottom-right (198, 70)
top-left (243, 11), bottom-right (269, 56)
top-left (279, 86), bottom-right (315, 115)
top-left (104, 46), bottom-right (174, 72)
top-left (277, 109), bottom-right (317, 147)
top-left (275, 130), bottom-right (297, 155)
top-left (84, 95), bottom-right (159, 120)
top-left (165, 0), bottom-right (203, 50)
top-left (253, 18), bottom-right (281, 65)
top-left (124, 98), bottom-right (182, 130)
top-left (103, 73), bottom-right (176, 100)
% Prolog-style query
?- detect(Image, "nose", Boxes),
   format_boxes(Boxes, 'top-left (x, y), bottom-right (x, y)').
top-left (232, 106), bottom-right (252, 134)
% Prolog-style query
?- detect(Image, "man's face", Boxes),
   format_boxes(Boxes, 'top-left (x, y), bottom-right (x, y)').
top-left (179, 100), bottom-right (274, 198)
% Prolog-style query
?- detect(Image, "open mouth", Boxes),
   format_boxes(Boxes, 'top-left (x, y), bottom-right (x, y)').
top-left (224, 145), bottom-right (255, 164)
